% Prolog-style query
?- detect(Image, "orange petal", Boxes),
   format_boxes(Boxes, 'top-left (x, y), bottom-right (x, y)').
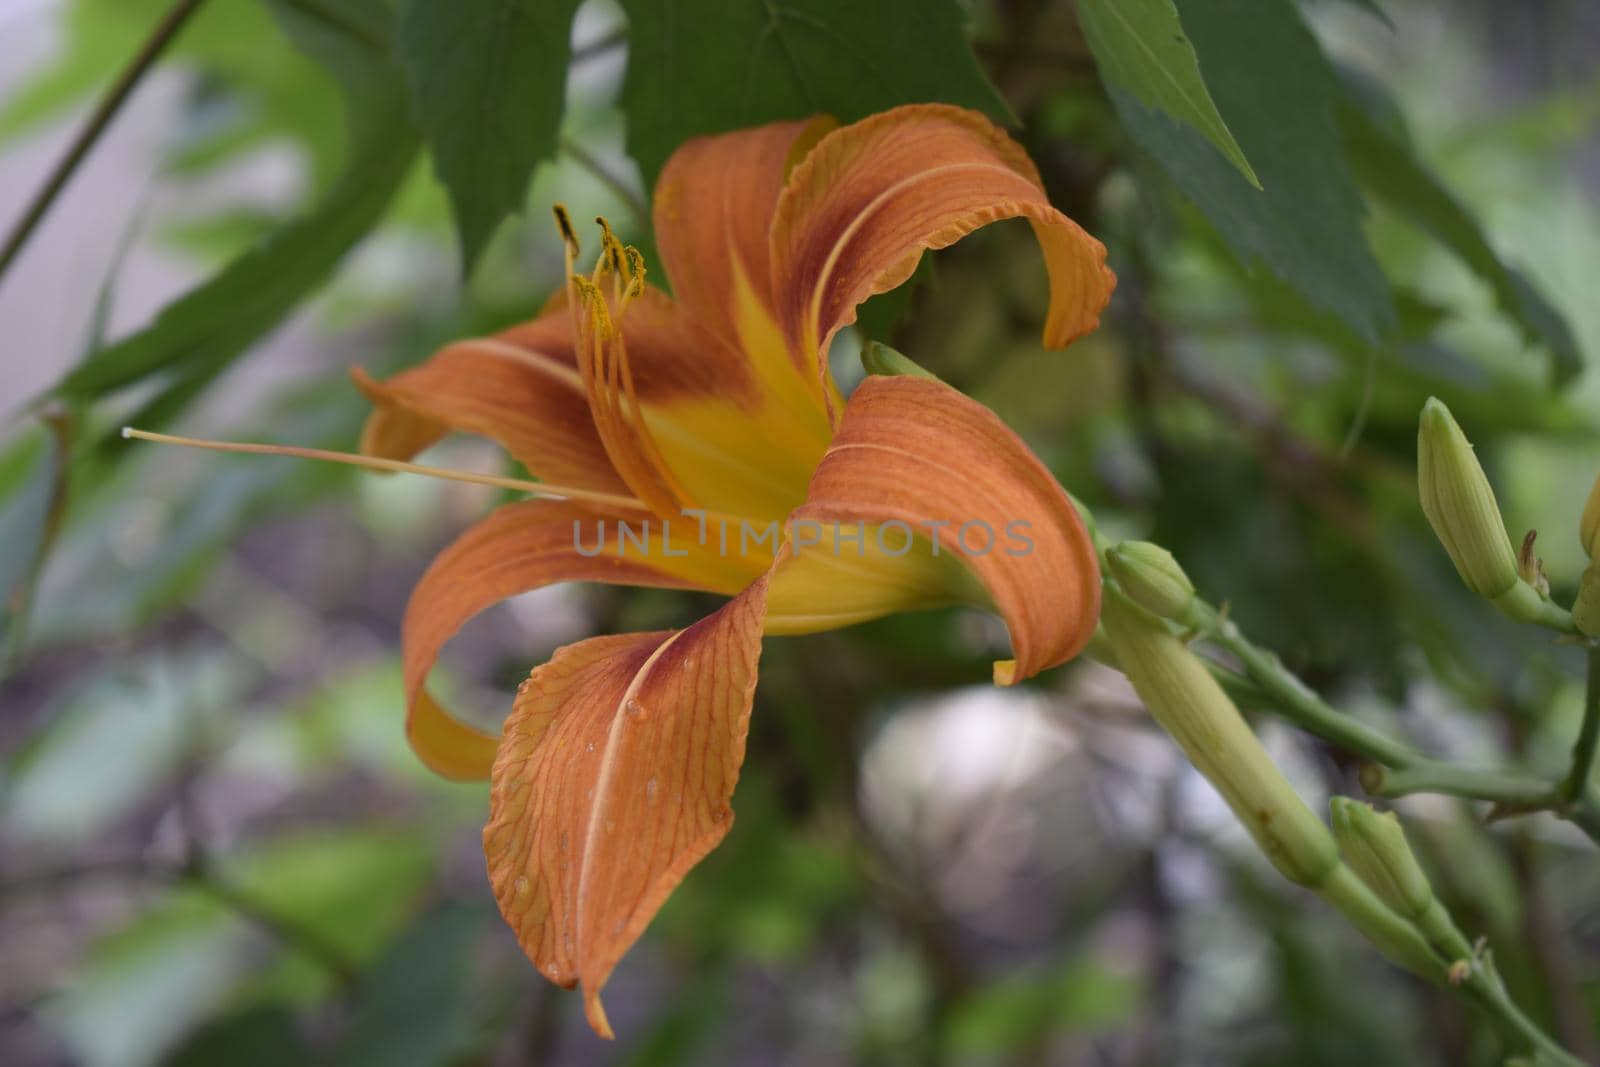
top-left (769, 104), bottom-right (1116, 403)
top-left (789, 375), bottom-right (1100, 682)
top-left (354, 313), bottom-right (628, 495)
top-left (401, 499), bottom-right (757, 780)
top-left (483, 575), bottom-right (769, 1038)
top-left (653, 117), bottom-right (836, 345)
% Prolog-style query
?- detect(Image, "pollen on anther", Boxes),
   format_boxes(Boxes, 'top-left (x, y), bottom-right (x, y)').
top-left (552, 203), bottom-right (579, 253)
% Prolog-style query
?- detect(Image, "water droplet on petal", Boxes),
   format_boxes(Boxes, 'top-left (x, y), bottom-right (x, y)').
top-left (547, 964), bottom-right (561, 978)
top-left (586, 741), bottom-right (595, 753)
top-left (513, 876), bottom-right (530, 896)
top-left (604, 818), bottom-right (616, 832)
top-left (644, 777), bottom-right (658, 801)
top-left (624, 698), bottom-right (642, 717)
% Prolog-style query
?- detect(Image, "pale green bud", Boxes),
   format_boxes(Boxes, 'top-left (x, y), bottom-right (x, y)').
top-left (1106, 541), bottom-right (1196, 621)
top-left (860, 341), bottom-right (942, 381)
top-left (1582, 472), bottom-right (1600, 561)
top-left (1573, 564), bottom-right (1600, 639)
top-left (1329, 798), bottom-right (1434, 921)
top-left (1101, 594), bottom-right (1340, 888)
top-left (1418, 398), bottom-right (1519, 599)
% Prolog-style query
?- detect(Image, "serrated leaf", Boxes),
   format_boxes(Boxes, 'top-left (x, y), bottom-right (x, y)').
top-left (57, 0), bottom-right (418, 404)
top-left (619, 0), bottom-right (1011, 188)
top-left (1109, 0), bottom-right (1394, 343)
top-left (1336, 68), bottom-right (1583, 385)
top-left (396, 0), bottom-right (582, 272)
top-left (1073, 0), bottom-right (1259, 188)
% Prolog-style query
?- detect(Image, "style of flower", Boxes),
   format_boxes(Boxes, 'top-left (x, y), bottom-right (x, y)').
top-left (354, 104), bottom-right (1115, 1037)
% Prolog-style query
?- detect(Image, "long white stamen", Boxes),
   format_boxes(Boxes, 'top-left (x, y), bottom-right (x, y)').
top-left (121, 427), bottom-right (651, 512)
top-left (122, 426), bottom-right (756, 531)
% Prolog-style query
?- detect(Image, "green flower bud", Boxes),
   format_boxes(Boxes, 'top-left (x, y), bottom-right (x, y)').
top-left (1582, 472), bottom-right (1600, 560)
top-left (1330, 798), bottom-right (1434, 921)
top-left (1417, 398), bottom-right (1520, 599)
top-left (1101, 594), bottom-right (1340, 888)
top-left (860, 341), bottom-right (942, 381)
top-left (1573, 564), bottom-right (1600, 639)
top-left (1106, 541), bottom-right (1196, 621)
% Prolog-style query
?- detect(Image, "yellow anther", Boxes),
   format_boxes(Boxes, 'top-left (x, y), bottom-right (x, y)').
top-left (570, 275), bottom-right (613, 337)
top-left (590, 217), bottom-right (626, 287)
top-left (552, 204), bottom-right (579, 257)
top-left (595, 215), bottom-right (618, 252)
top-left (624, 246), bottom-right (646, 286)
top-left (621, 273), bottom-right (645, 309)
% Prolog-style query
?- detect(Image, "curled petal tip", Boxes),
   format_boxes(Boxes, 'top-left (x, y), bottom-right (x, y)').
top-left (584, 990), bottom-right (615, 1040)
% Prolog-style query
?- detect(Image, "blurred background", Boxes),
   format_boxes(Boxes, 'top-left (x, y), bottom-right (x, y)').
top-left (1, 0), bottom-right (1598, 1064)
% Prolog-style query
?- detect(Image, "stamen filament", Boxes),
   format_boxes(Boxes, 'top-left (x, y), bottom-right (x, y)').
top-left (121, 427), bottom-right (754, 530)
top-left (121, 427), bottom-right (650, 512)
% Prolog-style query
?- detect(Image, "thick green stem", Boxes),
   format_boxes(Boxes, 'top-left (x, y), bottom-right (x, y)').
top-left (1176, 597), bottom-right (1600, 845)
top-left (1360, 762), bottom-right (1556, 808)
top-left (1493, 579), bottom-right (1579, 635)
top-left (1181, 600), bottom-right (1419, 768)
top-left (1461, 965), bottom-right (1586, 1067)
top-left (1560, 647), bottom-right (1600, 806)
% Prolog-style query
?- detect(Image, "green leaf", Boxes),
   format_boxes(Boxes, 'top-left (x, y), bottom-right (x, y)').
top-left (164, 1007), bottom-right (309, 1067)
top-left (1110, 0), bottom-right (1394, 342)
top-left (45, 898), bottom-right (248, 1067)
top-left (396, 0), bottom-right (583, 272)
top-left (57, 0), bottom-right (419, 404)
top-left (944, 957), bottom-right (1141, 1054)
top-left (1073, 0), bottom-right (1259, 188)
top-left (1336, 68), bottom-right (1583, 385)
top-left (619, 0), bottom-right (1010, 188)
top-left (0, 414), bottom-right (70, 662)
top-left (329, 906), bottom-right (493, 1067)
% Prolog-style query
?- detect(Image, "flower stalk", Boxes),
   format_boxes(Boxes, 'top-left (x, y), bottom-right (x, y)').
top-left (1098, 591), bottom-right (1441, 977)
top-left (1160, 584), bottom-right (1600, 845)
top-left (1100, 574), bottom-right (1584, 1063)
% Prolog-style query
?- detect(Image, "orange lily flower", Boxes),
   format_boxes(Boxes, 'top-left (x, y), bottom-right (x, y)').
top-left (354, 104), bottom-right (1114, 1037)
